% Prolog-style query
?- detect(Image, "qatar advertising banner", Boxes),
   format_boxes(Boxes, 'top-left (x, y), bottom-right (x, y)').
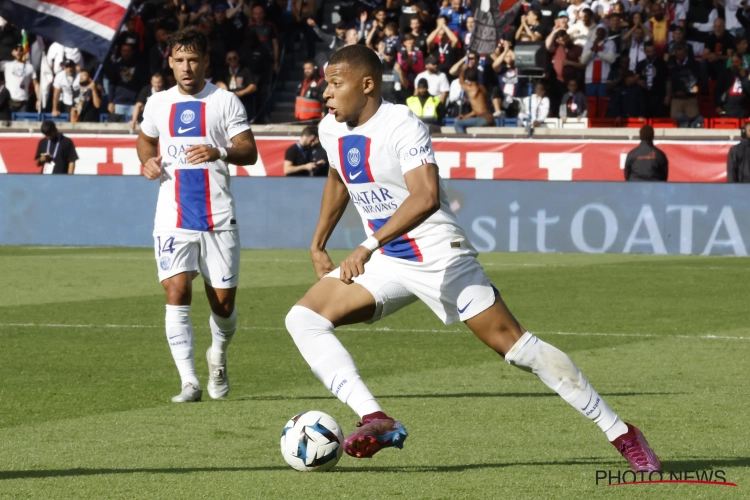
top-left (0, 134), bottom-right (732, 182)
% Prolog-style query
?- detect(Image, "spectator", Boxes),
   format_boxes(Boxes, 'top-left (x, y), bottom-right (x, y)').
top-left (407, 15), bottom-right (429, 54)
top-left (592, 0), bottom-right (618, 19)
top-left (636, 41), bottom-right (669, 118)
top-left (519, 82), bottom-right (551, 127)
top-left (731, 36), bottom-right (750, 70)
top-left (546, 30), bottom-right (583, 94)
top-left (0, 72), bottom-right (10, 121)
top-left (426, 16), bottom-right (460, 75)
top-left (1, 43), bottom-right (38, 112)
top-left (567, 0), bottom-right (587, 24)
top-left (46, 42), bottom-right (82, 76)
top-left (213, 4), bottom-right (241, 54)
top-left (625, 23), bottom-right (649, 71)
top-left (294, 60), bottom-right (326, 120)
top-left (624, 125), bottom-right (669, 181)
top-left (608, 70), bottom-right (646, 122)
top-left (689, 2), bottom-right (719, 37)
top-left (439, 0), bottom-right (470, 34)
top-left (106, 43), bottom-right (146, 118)
top-left (516, 9), bottom-right (545, 42)
top-left (703, 18), bottom-right (736, 83)
top-left (667, 42), bottom-right (702, 127)
top-left (51, 60), bottom-right (79, 120)
top-left (360, 7), bottom-right (387, 44)
top-left (727, 122), bottom-right (750, 182)
top-left (607, 54), bottom-right (631, 94)
top-left (284, 126), bottom-right (328, 176)
top-left (553, 10), bottom-right (570, 34)
top-left (568, 8), bottom-right (595, 46)
top-left (222, 50), bottom-right (258, 115)
top-left (406, 78), bottom-right (442, 125)
top-left (398, 33), bottom-right (425, 90)
top-left (129, 72), bottom-right (165, 129)
top-left (715, 53), bottom-right (750, 118)
top-left (149, 28), bottom-right (171, 78)
top-left (559, 79), bottom-right (588, 122)
top-left (247, 5), bottom-right (280, 74)
top-left (649, 3), bottom-right (669, 57)
top-left (581, 24), bottom-right (617, 97)
top-left (114, 17), bottom-right (142, 57)
top-left (34, 120), bottom-right (78, 175)
top-left (491, 42), bottom-right (520, 118)
top-left (536, 0), bottom-right (563, 34)
top-left (368, 21), bottom-right (400, 53)
top-left (73, 70), bottom-right (102, 123)
top-left (308, 18), bottom-right (346, 61)
top-left (462, 16), bottom-right (475, 48)
top-left (382, 46), bottom-right (407, 104)
top-left (292, 0), bottom-right (318, 60)
top-left (415, 55), bottom-right (450, 103)
top-left (664, 25), bottom-right (693, 61)
top-left (607, 13), bottom-right (627, 54)
top-left (454, 67), bottom-right (494, 133)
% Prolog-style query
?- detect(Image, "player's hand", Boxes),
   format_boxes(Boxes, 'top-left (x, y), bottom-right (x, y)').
top-left (339, 246), bottom-right (372, 285)
top-left (185, 145), bottom-right (220, 164)
top-left (143, 155), bottom-right (163, 180)
top-left (311, 248), bottom-right (336, 280)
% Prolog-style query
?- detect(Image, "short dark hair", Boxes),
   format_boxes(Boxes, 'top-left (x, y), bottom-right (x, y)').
top-left (336, 21), bottom-right (346, 30)
top-left (672, 41), bottom-right (687, 52)
top-left (301, 126), bottom-right (318, 137)
top-left (168, 26), bottom-right (209, 57)
top-left (464, 67), bottom-right (479, 82)
top-left (41, 120), bottom-right (57, 136)
top-left (304, 59), bottom-right (317, 67)
top-left (328, 44), bottom-right (383, 83)
top-left (151, 71), bottom-right (164, 79)
top-left (402, 32), bottom-right (415, 41)
top-left (644, 40), bottom-right (655, 48)
top-left (640, 124), bottom-right (654, 142)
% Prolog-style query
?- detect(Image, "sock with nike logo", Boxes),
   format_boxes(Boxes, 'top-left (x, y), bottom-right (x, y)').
top-left (286, 306), bottom-right (383, 418)
top-left (209, 307), bottom-right (236, 364)
top-left (505, 332), bottom-right (628, 442)
top-left (165, 304), bottom-right (199, 388)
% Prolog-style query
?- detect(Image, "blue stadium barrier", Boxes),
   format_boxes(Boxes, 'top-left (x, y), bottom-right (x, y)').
top-left (494, 117), bottom-right (502, 127)
top-left (41, 113), bottom-right (70, 123)
top-left (11, 112), bottom-right (41, 122)
top-left (443, 117), bottom-right (456, 126)
top-left (0, 176), bottom-right (748, 256)
top-left (502, 118), bottom-right (518, 127)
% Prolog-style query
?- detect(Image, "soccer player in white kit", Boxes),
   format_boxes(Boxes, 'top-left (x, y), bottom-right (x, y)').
top-left (284, 45), bottom-right (661, 472)
top-left (136, 28), bottom-right (258, 403)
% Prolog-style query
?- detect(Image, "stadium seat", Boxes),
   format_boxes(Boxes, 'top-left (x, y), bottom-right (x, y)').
top-left (11, 112), bottom-right (41, 122)
top-left (543, 118), bottom-right (560, 128)
top-left (494, 117), bottom-right (502, 127)
top-left (589, 118), bottom-right (617, 127)
top-left (586, 97), bottom-right (597, 119)
top-left (502, 118), bottom-right (518, 127)
top-left (649, 118), bottom-right (677, 128)
top-left (710, 117), bottom-right (741, 129)
top-left (596, 97), bottom-right (609, 118)
top-left (41, 113), bottom-right (69, 123)
top-left (561, 117), bottom-right (588, 128)
top-left (698, 96), bottom-right (718, 118)
top-left (625, 118), bottom-right (647, 128)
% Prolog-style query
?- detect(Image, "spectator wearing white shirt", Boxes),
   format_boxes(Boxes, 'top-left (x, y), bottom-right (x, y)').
top-left (520, 82), bottom-right (550, 127)
top-left (46, 42), bottom-right (82, 76)
top-left (414, 55), bottom-right (450, 103)
top-left (568, 8), bottom-right (595, 46)
top-left (581, 25), bottom-right (617, 97)
top-left (624, 23), bottom-right (650, 71)
top-left (51, 60), bottom-right (79, 119)
top-left (0, 43), bottom-right (38, 112)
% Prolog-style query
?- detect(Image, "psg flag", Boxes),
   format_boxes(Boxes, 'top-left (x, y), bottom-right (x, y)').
top-left (469, 0), bottom-right (523, 56)
top-left (0, 0), bottom-right (132, 61)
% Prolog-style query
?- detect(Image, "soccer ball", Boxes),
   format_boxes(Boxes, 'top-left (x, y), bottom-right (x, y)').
top-left (280, 411), bottom-right (345, 472)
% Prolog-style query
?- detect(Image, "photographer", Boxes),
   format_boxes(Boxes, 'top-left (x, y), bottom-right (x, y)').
top-left (34, 121), bottom-right (78, 175)
top-left (727, 122), bottom-right (750, 182)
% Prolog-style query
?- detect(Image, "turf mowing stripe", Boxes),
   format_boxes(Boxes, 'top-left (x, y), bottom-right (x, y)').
top-left (0, 323), bottom-right (748, 341)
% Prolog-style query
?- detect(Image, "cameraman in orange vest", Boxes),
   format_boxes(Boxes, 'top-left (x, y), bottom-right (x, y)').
top-left (295, 61), bottom-right (326, 121)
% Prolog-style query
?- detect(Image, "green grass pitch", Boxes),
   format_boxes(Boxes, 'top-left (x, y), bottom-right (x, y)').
top-left (0, 246), bottom-right (748, 499)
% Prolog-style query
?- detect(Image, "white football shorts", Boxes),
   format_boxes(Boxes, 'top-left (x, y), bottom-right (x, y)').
top-left (325, 251), bottom-right (498, 325)
top-left (153, 228), bottom-right (240, 288)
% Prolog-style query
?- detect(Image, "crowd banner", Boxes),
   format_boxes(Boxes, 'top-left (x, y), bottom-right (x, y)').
top-left (0, 134), bottom-right (731, 182)
top-left (0, 177), bottom-right (747, 256)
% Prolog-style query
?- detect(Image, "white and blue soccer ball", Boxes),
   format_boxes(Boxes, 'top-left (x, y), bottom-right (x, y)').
top-left (280, 411), bottom-right (344, 472)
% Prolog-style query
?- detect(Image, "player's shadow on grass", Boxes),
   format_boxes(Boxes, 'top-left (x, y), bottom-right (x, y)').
top-left (0, 467), bottom-right (289, 480)
top-left (237, 391), bottom-right (680, 402)
top-left (660, 457), bottom-right (750, 470)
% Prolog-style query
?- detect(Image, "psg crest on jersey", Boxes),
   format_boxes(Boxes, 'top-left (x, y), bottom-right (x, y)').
top-left (181, 109), bottom-right (195, 124)
top-left (159, 256), bottom-right (171, 271)
top-left (347, 148), bottom-right (360, 167)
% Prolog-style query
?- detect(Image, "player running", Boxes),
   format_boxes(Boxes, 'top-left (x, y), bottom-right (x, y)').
top-left (136, 27), bottom-right (258, 403)
top-left (284, 45), bottom-right (661, 472)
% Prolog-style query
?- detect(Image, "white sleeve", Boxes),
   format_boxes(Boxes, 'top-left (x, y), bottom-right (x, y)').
top-left (539, 97), bottom-right (550, 121)
top-left (225, 92), bottom-right (251, 139)
top-left (438, 73), bottom-right (450, 93)
top-left (140, 96), bottom-right (159, 138)
top-left (52, 72), bottom-right (62, 89)
top-left (394, 111), bottom-right (436, 174)
top-left (318, 126), bottom-right (339, 172)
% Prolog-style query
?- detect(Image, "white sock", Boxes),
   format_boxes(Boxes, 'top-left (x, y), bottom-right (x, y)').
top-left (505, 332), bottom-right (628, 441)
top-left (285, 306), bottom-right (382, 418)
top-left (209, 307), bottom-right (237, 364)
top-left (165, 304), bottom-right (199, 388)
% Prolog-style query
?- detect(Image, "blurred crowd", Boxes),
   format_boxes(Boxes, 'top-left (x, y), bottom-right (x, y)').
top-left (1, 0), bottom-right (750, 128)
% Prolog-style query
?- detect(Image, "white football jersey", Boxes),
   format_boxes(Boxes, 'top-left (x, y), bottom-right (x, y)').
top-left (319, 101), bottom-right (474, 263)
top-left (141, 82), bottom-right (251, 232)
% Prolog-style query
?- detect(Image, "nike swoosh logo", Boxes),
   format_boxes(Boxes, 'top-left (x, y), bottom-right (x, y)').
top-left (349, 171), bottom-right (362, 180)
top-left (168, 334), bottom-right (182, 339)
top-left (458, 299), bottom-right (473, 314)
top-left (178, 126), bottom-right (195, 134)
top-left (222, 275), bottom-right (236, 282)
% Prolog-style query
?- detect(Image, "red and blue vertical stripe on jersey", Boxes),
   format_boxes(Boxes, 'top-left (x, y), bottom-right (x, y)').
top-left (367, 217), bottom-right (423, 262)
top-left (338, 135), bottom-right (374, 184)
top-left (175, 169), bottom-right (214, 231)
top-left (169, 101), bottom-right (207, 137)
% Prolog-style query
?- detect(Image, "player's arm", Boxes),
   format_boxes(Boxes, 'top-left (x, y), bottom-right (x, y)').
top-left (184, 129), bottom-right (258, 166)
top-left (137, 131), bottom-right (162, 180)
top-left (339, 164), bottom-right (440, 284)
top-left (310, 168), bottom-right (351, 279)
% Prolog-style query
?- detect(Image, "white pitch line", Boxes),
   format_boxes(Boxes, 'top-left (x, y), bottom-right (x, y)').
top-left (0, 323), bottom-right (748, 341)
